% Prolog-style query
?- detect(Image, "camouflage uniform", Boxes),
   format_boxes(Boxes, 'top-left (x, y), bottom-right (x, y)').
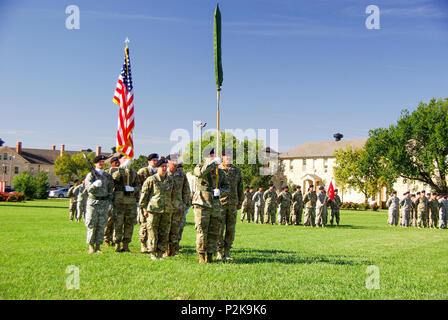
top-left (415, 195), bottom-right (428, 228)
top-left (137, 166), bottom-right (157, 251)
top-left (303, 191), bottom-right (317, 226)
top-left (428, 198), bottom-right (439, 228)
top-left (67, 185), bottom-right (78, 221)
top-left (111, 167), bottom-right (140, 246)
top-left (386, 197), bottom-right (400, 226)
top-left (263, 189), bottom-right (278, 225)
top-left (290, 190), bottom-right (303, 225)
top-left (139, 173), bottom-right (174, 256)
top-left (277, 190), bottom-right (292, 225)
top-left (84, 170), bottom-right (113, 245)
top-left (104, 167), bottom-right (119, 244)
top-left (192, 161), bottom-right (229, 255)
top-left (252, 190), bottom-right (264, 224)
top-left (400, 197), bottom-right (412, 227)
top-left (439, 197), bottom-right (448, 229)
top-left (315, 191), bottom-right (330, 227)
top-left (241, 190), bottom-right (254, 223)
top-left (167, 168), bottom-right (190, 254)
top-left (411, 197), bottom-right (418, 227)
top-left (330, 194), bottom-right (341, 225)
top-left (75, 184), bottom-right (87, 221)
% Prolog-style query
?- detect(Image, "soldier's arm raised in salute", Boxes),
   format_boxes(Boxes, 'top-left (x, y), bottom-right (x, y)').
top-left (193, 161), bottom-right (217, 178)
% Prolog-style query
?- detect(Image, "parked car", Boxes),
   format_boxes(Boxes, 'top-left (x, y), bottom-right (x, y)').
top-left (49, 187), bottom-right (70, 198)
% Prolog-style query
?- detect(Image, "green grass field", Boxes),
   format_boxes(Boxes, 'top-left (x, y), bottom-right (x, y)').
top-left (0, 199), bottom-right (447, 300)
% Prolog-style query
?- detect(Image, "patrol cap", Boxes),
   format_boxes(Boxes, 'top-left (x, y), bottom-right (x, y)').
top-left (94, 155), bottom-right (107, 163)
top-left (147, 153), bottom-right (159, 161)
top-left (155, 157), bottom-right (168, 167)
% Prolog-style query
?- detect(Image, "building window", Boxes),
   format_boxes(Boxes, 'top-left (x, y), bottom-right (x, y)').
top-left (14, 167), bottom-right (19, 174)
top-left (3, 166), bottom-right (7, 174)
top-left (302, 159), bottom-right (306, 170)
top-left (3, 153), bottom-right (7, 160)
top-left (289, 160), bottom-right (293, 170)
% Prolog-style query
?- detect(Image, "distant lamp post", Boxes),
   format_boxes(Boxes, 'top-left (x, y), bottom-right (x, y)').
top-left (194, 121), bottom-right (207, 163)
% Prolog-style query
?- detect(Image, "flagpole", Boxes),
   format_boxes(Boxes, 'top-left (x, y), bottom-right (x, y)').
top-left (216, 90), bottom-right (220, 189)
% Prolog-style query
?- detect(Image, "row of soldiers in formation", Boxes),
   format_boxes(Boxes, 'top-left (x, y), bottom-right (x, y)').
top-left (241, 184), bottom-right (342, 227)
top-left (67, 148), bottom-right (245, 263)
top-left (386, 191), bottom-right (448, 229)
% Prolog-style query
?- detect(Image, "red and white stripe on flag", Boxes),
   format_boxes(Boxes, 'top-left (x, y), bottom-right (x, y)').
top-left (0, 181), bottom-right (5, 193)
top-left (113, 46), bottom-right (134, 159)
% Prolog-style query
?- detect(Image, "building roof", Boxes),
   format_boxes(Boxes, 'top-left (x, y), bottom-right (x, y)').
top-left (279, 138), bottom-right (367, 159)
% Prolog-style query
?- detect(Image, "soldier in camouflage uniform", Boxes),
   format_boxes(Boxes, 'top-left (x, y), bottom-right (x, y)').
top-left (330, 188), bottom-right (342, 226)
top-left (217, 149), bottom-right (243, 261)
top-left (386, 191), bottom-right (400, 226)
top-left (290, 186), bottom-right (303, 225)
top-left (84, 155), bottom-right (114, 254)
top-left (75, 178), bottom-right (87, 222)
top-left (303, 185), bottom-right (317, 227)
top-left (177, 164), bottom-right (192, 252)
top-left (104, 157), bottom-right (120, 247)
top-left (192, 148), bottom-right (230, 264)
top-left (315, 186), bottom-right (330, 227)
top-left (415, 190), bottom-right (428, 228)
top-left (139, 158), bottom-right (174, 260)
top-left (166, 155), bottom-right (190, 257)
top-left (411, 193), bottom-right (418, 227)
top-left (137, 153), bottom-right (159, 253)
top-left (428, 193), bottom-right (439, 229)
top-left (252, 186), bottom-right (264, 224)
top-left (263, 183), bottom-right (278, 225)
top-left (240, 186), bottom-right (254, 223)
top-left (111, 155), bottom-right (141, 252)
top-left (400, 191), bottom-right (412, 227)
top-left (439, 195), bottom-right (448, 229)
top-left (277, 186), bottom-right (292, 225)
top-left (67, 180), bottom-right (79, 221)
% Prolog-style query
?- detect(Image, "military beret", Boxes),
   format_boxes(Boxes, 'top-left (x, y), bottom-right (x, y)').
top-left (334, 188), bottom-right (338, 192)
top-left (309, 184), bottom-right (314, 188)
top-left (110, 156), bottom-right (120, 163)
top-left (209, 148), bottom-right (215, 156)
top-left (411, 194), bottom-right (415, 197)
top-left (249, 186), bottom-right (254, 189)
top-left (74, 179), bottom-right (79, 183)
top-left (269, 182), bottom-right (274, 187)
top-left (245, 186), bottom-right (250, 189)
top-left (416, 192), bottom-right (421, 195)
top-left (147, 153), bottom-right (159, 161)
top-left (421, 190), bottom-right (426, 193)
top-left (392, 191), bottom-right (397, 194)
top-left (319, 186), bottom-right (324, 191)
top-left (283, 186), bottom-right (289, 190)
top-left (177, 163), bottom-right (183, 168)
top-left (155, 157), bottom-right (168, 167)
top-left (94, 155), bottom-right (107, 163)
top-left (403, 192), bottom-right (408, 196)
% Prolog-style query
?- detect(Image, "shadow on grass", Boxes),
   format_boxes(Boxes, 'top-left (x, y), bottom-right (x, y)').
top-left (176, 245), bottom-right (371, 266)
top-left (0, 204), bottom-right (66, 209)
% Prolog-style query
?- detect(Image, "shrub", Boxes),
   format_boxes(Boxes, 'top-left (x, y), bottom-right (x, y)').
top-left (0, 192), bottom-right (26, 202)
top-left (370, 204), bottom-right (380, 211)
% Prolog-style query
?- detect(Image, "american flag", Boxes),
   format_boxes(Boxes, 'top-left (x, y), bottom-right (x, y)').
top-left (113, 45), bottom-right (134, 158)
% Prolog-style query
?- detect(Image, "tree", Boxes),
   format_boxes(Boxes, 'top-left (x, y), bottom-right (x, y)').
top-left (366, 98), bottom-right (448, 194)
top-left (54, 152), bottom-right (95, 184)
top-left (131, 155), bottom-right (148, 172)
top-left (0, 138), bottom-right (4, 147)
top-left (34, 171), bottom-right (50, 199)
top-left (13, 171), bottom-right (37, 199)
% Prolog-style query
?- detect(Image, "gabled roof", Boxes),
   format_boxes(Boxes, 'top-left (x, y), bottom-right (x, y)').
top-left (279, 139), bottom-right (367, 159)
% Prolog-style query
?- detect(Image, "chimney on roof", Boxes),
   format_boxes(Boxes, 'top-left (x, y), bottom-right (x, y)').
top-left (60, 144), bottom-right (65, 157)
top-left (333, 133), bottom-right (343, 142)
top-left (51, 145), bottom-right (56, 151)
top-left (16, 141), bottom-right (22, 154)
top-left (96, 146), bottom-right (101, 156)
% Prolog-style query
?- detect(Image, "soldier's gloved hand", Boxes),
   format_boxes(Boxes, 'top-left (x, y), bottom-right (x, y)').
top-left (213, 189), bottom-right (221, 197)
top-left (213, 157), bottom-right (222, 165)
top-left (92, 180), bottom-right (102, 188)
top-left (124, 186), bottom-right (134, 192)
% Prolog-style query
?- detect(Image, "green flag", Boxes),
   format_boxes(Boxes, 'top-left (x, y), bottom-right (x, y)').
top-left (214, 4), bottom-right (223, 91)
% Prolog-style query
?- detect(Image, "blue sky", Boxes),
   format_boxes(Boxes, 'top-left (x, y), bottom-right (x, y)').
top-left (0, 0), bottom-right (447, 156)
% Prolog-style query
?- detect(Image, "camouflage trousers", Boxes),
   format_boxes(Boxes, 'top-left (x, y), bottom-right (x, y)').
top-left (240, 205), bottom-right (254, 222)
top-left (439, 210), bottom-right (446, 229)
top-left (114, 202), bottom-right (137, 244)
top-left (178, 205), bottom-right (190, 243)
top-left (264, 205), bottom-right (276, 225)
top-left (104, 205), bottom-right (116, 243)
top-left (277, 207), bottom-right (290, 225)
top-left (146, 212), bottom-right (171, 254)
top-left (168, 208), bottom-right (183, 248)
top-left (410, 209), bottom-right (418, 226)
top-left (194, 205), bottom-right (222, 254)
top-left (291, 206), bottom-right (303, 225)
top-left (417, 210), bottom-right (427, 228)
top-left (254, 205), bottom-right (264, 224)
top-left (69, 200), bottom-right (77, 220)
top-left (85, 199), bottom-right (110, 245)
top-left (401, 209), bottom-right (410, 227)
top-left (76, 200), bottom-right (86, 221)
top-left (219, 204), bottom-right (237, 251)
top-left (330, 208), bottom-right (340, 225)
top-left (429, 209), bottom-right (438, 228)
top-left (315, 207), bottom-right (328, 226)
top-left (138, 207), bottom-right (148, 249)
top-left (303, 207), bottom-right (315, 226)
top-left (388, 209), bottom-right (399, 226)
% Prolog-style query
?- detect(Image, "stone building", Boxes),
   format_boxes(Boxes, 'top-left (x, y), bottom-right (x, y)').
top-left (0, 142), bottom-right (106, 187)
